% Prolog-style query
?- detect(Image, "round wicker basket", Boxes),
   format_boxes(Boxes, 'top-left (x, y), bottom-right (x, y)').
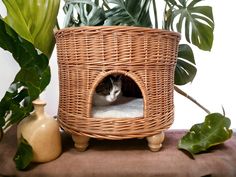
top-left (55, 26), bottom-right (180, 149)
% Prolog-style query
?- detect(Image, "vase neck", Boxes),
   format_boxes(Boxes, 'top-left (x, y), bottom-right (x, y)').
top-left (32, 99), bottom-right (46, 118)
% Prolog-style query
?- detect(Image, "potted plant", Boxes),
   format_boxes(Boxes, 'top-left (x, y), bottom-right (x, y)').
top-left (56, 0), bottom-right (232, 154)
top-left (0, 0), bottom-right (232, 170)
top-left (0, 0), bottom-right (60, 169)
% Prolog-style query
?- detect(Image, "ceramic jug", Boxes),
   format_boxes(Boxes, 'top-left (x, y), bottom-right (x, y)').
top-left (17, 99), bottom-right (62, 162)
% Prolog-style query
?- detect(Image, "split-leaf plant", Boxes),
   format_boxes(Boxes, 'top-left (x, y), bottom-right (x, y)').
top-left (0, 0), bottom-right (60, 170)
top-left (62, 0), bottom-right (232, 155)
top-left (178, 112), bottom-right (232, 156)
top-left (0, 0), bottom-right (233, 169)
top-left (0, 0), bottom-right (59, 137)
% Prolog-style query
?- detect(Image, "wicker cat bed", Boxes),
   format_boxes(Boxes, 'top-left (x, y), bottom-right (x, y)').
top-left (55, 26), bottom-right (180, 151)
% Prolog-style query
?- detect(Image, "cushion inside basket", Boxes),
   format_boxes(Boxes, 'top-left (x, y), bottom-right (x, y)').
top-left (92, 96), bottom-right (143, 118)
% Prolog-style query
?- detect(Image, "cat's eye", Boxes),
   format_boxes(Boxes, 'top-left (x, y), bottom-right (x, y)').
top-left (114, 90), bottom-right (119, 94)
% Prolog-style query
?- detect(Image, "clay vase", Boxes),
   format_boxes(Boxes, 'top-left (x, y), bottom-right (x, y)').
top-left (17, 99), bottom-right (62, 162)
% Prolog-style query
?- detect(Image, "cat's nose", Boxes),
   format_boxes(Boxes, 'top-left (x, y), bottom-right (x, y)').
top-left (110, 96), bottom-right (116, 101)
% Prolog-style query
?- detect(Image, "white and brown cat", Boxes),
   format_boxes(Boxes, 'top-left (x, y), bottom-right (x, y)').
top-left (92, 75), bottom-right (122, 106)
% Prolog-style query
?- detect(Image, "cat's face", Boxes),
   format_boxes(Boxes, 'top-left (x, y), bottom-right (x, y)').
top-left (105, 80), bottom-right (121, 102)
top-left (96, 75), bottom-right (122, 103)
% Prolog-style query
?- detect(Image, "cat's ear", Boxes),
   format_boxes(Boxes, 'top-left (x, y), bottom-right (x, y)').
top-left (109, 77), bottom-right (114, 84)
top-left (114, 74), bottom-right (122, 81)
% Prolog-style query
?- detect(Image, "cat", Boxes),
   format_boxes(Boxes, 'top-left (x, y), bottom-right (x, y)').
top-left (92, 74), bottom-right (122, 106)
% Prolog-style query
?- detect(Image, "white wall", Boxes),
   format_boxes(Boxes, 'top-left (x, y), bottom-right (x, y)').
top-left (0, 1), bottom-right (235, 129)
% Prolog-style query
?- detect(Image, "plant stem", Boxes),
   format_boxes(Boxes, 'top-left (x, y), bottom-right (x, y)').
top-left (152, 0), bottom-right (158, 28)
top-left (174, 86), bottom-right (211, 114)
top-left (163, 2), bottom-right (167, 29)
top-left (55, 20), bottom-right (60, 31)
top-left (102, 0), bottom-right (110, 10)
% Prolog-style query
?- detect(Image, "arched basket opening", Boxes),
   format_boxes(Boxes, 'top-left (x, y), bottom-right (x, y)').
top-left (88, 70), bottom-right (146, 119)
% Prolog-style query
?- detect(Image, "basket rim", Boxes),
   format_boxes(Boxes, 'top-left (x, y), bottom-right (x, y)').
top-left (55, 26), bottom-right (181, 37)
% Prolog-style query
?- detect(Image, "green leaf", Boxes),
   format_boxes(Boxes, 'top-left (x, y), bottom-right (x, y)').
top-left (2, 0), bottom-right (60, 57)
top-left (63, 0), bottom-right (106, 27)
top-left (14, 136), bottom-right (33, 170)
top-left (178, 113), bottom-right (233, 155)
top-left (165, 0), bottom-right (214, 51)
top-left (40, 67), bottom-right (51, 91)
top-left (0, 19), bottom-right (50, 128)
top-left (79, 3), bottom-right (106, 26)
top-left (174, 44), bottom-right (197, 85)
top-left (104, 0), bottom-right (152, 27)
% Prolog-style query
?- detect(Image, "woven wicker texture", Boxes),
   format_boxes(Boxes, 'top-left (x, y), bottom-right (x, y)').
top-left (55, 26), bottom-right (180, 140)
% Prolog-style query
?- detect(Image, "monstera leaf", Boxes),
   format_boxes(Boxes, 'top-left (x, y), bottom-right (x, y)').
top-left (14, 136), bottom-right (33, 170)
top-left (175, 44), bottom-right (197, 85)
top-left (63, 0), bottom-right (106, 27)
top-left (104, 0), bottom-right (152, 27)
top-left (0, 19), bottom-right (50, 128)
top-left (2, 0), bottom-right (60, 57)
top-left (165, 0), bottom-right (214, 51)
top-left (178, 113), bottom-right (233, 155)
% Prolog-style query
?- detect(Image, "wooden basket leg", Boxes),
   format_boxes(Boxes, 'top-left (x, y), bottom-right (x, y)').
top-left (72, 135), bottom-right (90, 152)
top-left (147, 132), bottom-right (165, 152)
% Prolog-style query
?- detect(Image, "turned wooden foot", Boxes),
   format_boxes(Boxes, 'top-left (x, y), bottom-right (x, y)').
top-left (72, 135), bottom-right (90, 152)
top-left (147, 132), bottom-right (165, 152)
